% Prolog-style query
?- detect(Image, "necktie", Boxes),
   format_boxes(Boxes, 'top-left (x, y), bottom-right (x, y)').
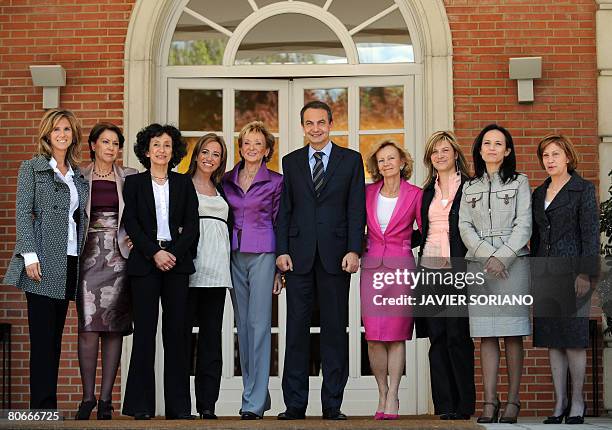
top-left (312, 151), bottom-right (325, 197)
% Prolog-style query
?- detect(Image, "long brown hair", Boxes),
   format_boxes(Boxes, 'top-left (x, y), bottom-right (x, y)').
top-left (37, 109), bottom-right (82, 166)
top-left (422, 130), bottom-right (469, 187)
top-left (187, 133), bottom-right (228, 185)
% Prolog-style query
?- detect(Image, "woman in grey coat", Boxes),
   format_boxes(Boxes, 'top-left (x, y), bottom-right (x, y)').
top-left (3, 109), bottom-right (89, 409)
top-left (459, 124), bottom-right (532, 424)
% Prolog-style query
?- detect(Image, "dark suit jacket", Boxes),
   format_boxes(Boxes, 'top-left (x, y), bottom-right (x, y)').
top-left (531, 171), bottom-right (600, 276)
top-left (123, 170), bottom-right (199, 276)
top-left (276, 143), bottom-right (366, 275)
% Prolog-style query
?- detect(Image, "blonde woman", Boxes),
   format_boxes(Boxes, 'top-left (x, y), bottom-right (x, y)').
top-left (4, 109), bottom-right (89, 409)
top-left (222, 121), bottom-right (283, 419)
top-left (415, 131), bottom-right (475, 420)
top-left (360, 140), bottom-right (421, 420)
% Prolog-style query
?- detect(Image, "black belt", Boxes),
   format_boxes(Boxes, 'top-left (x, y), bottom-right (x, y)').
top-left (157, 240), bottom-right (172, 249)
top-left (199, 215), bottom-right (228, 224)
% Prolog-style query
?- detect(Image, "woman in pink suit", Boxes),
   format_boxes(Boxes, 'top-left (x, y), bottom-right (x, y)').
top-left (360, 140), bottom-right (422, 420)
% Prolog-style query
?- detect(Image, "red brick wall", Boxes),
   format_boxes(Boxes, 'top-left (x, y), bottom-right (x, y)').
top-left (0, 0), bottom-right (135, 414)
top-left (0, 0), bottom-right (603, 418)
top-left (444, 0), bottom-right (603, 417)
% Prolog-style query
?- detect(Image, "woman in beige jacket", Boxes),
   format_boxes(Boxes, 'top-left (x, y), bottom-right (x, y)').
top-left (459, 124), bottom-right (532, 424)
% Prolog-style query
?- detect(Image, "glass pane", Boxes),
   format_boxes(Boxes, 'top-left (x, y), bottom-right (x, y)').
top-left (304, 88), bottom-right (348, 131)
top-left (185, 0), bottom-right (252, 31)
top-left (235, 90), bottom-right (279, 132)
top-left (235, 14), bottom-right (347, 65)
top-left (329, 0), bottom-right (394, 31)
top-left (359, 86), bottom-right (403, 130)
top-left (169, 12), bottom-right (228, 65)
top-left (176, 136), bottom-right (200, 174)
top-left (354, 9), bottom-right (414, 63)
top-left (233, 137), bottom-right (280, 174)
top-left (179, 89), bottom-right (223, 131)
top-left (359, 133), bottom-right (405, 180)
top-left (235, 333), bottom-right (279, 376)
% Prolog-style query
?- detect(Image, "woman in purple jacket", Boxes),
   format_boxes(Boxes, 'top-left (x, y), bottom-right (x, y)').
top-left (222, 121), bottom-right (283, 420)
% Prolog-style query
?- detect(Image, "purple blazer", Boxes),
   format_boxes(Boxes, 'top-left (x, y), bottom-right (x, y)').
top-left (222, 162), bottom-right (283, 253)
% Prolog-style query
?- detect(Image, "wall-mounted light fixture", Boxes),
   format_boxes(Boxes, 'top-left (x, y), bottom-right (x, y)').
top-left (29, 65), bottom-right (66, 109)
top-left (509, 57), bottom-right (542, 103)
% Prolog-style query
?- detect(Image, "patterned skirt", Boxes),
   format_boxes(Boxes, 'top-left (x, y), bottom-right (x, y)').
top-left (77, 211), bottom-right (132, 334)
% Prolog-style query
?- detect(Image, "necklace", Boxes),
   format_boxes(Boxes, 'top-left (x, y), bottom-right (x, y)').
top-left (381, 186), bottom-right (399, 198)
top-left (151, 173), bottom-right (168, 182)
top-left (94, 165), bottom-right (113, 178)
top-left (549, 175), bottom-right (571, 195)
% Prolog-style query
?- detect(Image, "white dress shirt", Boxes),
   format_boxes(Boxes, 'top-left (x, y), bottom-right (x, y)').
top-left (152, 179), bottom-right (172, 241)
top-left (22, 157), bottom-right (79, 266)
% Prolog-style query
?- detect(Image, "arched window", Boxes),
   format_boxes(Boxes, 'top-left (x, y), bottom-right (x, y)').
top-left (168, 0), bottom-right (414, 66)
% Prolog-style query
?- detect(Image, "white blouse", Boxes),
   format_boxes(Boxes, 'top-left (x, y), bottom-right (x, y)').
top-left (376, 194), bottom-right (398, 234)
top-left (152, 179), bottom-right (172, 241)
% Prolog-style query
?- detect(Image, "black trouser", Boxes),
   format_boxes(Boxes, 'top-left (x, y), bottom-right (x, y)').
top-left (122, 270), bottom-right (191, 418)
top-left (187, 287), bottom-right (226, 414)
top-left (26, 255), bottom-right (77, 409)
top-left (282, 254), bottom-right (349, 414)
top-left (425, 310), bottom-right (475, 415)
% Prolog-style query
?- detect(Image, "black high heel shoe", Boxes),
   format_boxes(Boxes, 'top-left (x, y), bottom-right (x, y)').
top-left (565, 404), bottom-right (586, 425)
top-left (97, 399), bottom-right (114, 420)
top-left (477, 398), bottom-right (500, 423)
top-left (543, 403), bottom-right (569, 424)
top-left (499, 401), bottom-right (521, 424)
top-left (75, 399), bottom-right (97, 420)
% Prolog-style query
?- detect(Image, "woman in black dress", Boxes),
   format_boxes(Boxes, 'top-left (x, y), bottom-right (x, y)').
top-left (531, 134), bottom-right (599, 425)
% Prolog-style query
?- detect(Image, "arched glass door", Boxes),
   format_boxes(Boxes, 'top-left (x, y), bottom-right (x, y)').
top-left (168, 75), bottom-right (427, 416)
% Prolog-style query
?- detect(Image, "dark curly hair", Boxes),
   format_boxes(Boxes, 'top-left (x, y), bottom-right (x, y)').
top-left (88, 122), bottom-right (124, 160)
top-left (133, 123), bottom-right (186, 170)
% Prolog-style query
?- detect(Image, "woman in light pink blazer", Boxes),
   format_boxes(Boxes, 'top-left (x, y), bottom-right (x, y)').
top-left (360, 140), bottom-right (422, 420)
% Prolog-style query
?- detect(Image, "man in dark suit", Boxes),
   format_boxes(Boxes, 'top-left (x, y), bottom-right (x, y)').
top-left (276, 101), bottom-right (366, 420)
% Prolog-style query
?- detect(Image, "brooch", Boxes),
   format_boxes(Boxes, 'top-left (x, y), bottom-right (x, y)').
top-left (470, 197), bottom-right (477, 208)
top-left (504, 194), bottom-right (510, 205)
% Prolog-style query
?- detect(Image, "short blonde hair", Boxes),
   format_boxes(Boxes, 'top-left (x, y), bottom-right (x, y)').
top-left (187, 133), bottom-right (228, 185)
top-left (237, 121), bottom-right (275, 163)
top-left (537, 133), bottom-right (579, 172)
top-left (37, 109), bottom-right (82, 166)
top-left (366, 140), bottom-right (413, 183)
top-left (422, 130), bottom-right (469, 186)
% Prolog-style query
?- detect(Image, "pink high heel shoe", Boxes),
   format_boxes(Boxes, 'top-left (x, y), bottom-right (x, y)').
top-left (384, 398), bottom-right (400, 420)
top-left (374, 411), bottom-right (385, 420)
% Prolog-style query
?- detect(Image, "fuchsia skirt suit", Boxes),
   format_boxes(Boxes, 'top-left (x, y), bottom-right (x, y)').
top-left (360, 180), bottom-right (422, 341)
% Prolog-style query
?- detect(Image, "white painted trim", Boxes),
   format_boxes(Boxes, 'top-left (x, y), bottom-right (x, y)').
top-left (124, 0), bottom-right (453, 416)
top-left (183, 6), bottom-right (233, 37)
top-left (223, 2), bottom-right (359, 65)
top-left (163, 63), bottom-right (423, 78)
top-left (349, 3), bottom-right (399, 36)
top-left (248, 0), bottom-right (259, 11)
top-left (323, 0), bottom-right (334, 11)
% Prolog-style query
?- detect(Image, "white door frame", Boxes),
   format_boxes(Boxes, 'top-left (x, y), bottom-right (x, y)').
top-left (159, 76), bottom-right (431, 416)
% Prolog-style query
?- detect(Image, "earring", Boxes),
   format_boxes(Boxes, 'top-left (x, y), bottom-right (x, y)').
top-left (455, 158), bottom-right (459, 173)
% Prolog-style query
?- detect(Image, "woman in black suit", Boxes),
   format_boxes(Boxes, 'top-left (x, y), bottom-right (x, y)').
top-left (121, 124), bottom-right (199, 420)
top-left (415, 131), bottom-right (475, 420)
top-left (531, 134), bottom-right (599, 425)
